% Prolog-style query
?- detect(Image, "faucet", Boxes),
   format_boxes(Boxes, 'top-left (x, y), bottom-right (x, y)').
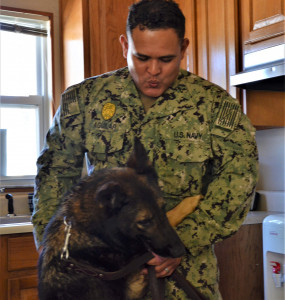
top-left (5, 194), bottom-right (16, 216)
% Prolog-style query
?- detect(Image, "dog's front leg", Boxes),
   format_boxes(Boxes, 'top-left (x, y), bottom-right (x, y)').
top-left (125, 271), bottom-right (148, 300)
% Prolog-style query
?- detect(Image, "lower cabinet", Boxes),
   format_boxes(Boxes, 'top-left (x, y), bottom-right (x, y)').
top-left (0, 233), bottom-right (39, 300)
top-left (215, 224), bottom-right (264, 300)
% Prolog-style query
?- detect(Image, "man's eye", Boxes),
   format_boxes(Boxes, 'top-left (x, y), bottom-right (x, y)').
top-left (137, 56), bottom-right (148, 62)
top-left (160, 57), bottom-right (173, 63)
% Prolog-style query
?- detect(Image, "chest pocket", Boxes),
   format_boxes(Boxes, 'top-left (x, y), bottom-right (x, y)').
top-left (155, 139), bottom-right (212, 199)
top-left (86, 129), bottom-right (132, 170)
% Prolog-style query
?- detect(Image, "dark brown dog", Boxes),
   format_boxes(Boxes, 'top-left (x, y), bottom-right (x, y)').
top-left (38, 139), bottom-right (185, 300)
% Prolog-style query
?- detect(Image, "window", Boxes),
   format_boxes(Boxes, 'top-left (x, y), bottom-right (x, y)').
top-left (0, 10), bottom-right (52, 187)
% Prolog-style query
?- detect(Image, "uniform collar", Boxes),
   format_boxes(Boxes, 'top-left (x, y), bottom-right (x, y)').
top-left (120, 68), bottom-right (192, 118)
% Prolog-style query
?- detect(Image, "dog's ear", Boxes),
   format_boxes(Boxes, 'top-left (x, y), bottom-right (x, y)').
top-left (126, 137), bottom-right (158, 180)
top-left (95, 181), bottom-right (127, 211)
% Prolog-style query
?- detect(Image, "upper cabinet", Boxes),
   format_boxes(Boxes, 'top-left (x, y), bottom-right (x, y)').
top-left (88, 0), bottom-right (134, 76)
top-left (238, 0), bottom-right (285, 128)
top-left (61, 0), bottom-right (134, 91)
top-left (240, 0), bottom-right (285, 57)
top-left (177, 0), bottom-right (239, 98)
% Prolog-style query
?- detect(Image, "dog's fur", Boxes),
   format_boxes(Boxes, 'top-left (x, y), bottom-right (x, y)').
top-left (38, 139), bottom-right (185, 300)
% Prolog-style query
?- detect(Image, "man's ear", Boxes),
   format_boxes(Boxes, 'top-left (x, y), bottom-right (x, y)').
top-left (180, 38), bottom-right (189, 60)
top-left (119, 34), bottom-right (128, 59)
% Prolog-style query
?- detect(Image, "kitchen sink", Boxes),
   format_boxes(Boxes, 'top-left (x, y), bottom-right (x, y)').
top-left (0, 215), bottom-right (32, 224)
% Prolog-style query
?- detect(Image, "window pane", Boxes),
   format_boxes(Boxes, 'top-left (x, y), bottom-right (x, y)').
top-left (0, 105), bottom-right (38, 176)
top-left (0, 31), bottom-right (38, 96)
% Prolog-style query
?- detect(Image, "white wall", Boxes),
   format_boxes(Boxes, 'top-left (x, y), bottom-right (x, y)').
top-left (1, 0), bottom-right (62, 108)
top-left (255, 128), bottom-right (285, 212)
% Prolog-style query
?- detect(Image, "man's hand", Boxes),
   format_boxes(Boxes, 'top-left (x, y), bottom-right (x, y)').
top-left (141, 253), bottom-right (182, 278)
top-left (167, 194), bottom-right (203, 227)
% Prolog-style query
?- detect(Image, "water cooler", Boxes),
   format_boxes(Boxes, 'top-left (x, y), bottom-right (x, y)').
top-left (263, 214), bottom-right (285, 300)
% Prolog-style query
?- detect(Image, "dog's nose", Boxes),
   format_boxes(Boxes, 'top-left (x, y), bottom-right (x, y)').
top-left (168, 243), bottom-right (186, 258)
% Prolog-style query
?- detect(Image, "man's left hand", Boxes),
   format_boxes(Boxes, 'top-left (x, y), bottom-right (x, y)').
top-left (141, 253), bottom-right (182, 278)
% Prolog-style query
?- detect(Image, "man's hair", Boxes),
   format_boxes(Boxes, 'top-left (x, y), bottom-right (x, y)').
top-left (126, 0), bottom-right (185, 41)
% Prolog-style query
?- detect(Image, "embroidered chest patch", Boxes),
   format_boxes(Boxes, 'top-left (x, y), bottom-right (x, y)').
top-left (215, 100), bottom-right (240, 130)
top-left (102, 103), bottom-right (116, 120)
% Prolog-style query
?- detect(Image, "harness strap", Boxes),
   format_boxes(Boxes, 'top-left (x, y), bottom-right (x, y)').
top-left (61, 251), bottom-right (154, 281)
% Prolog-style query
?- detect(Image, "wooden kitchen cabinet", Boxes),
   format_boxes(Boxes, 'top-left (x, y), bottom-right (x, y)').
top-left (239, 0), bottom-right (285, 57)
top-left (60, 0), bottom-right (134, 91)
top-left (0, 233), bottom-right (39, 300)
top-left (215, 224), bottom-right (264, 300)
top-left (176, 0), bottom-right (239, 98)
top-left (238, 0), bottom-right (285, 128)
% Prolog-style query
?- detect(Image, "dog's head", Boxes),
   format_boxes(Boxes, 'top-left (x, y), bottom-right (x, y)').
top-left (68, 138), bottom-right (185, 258)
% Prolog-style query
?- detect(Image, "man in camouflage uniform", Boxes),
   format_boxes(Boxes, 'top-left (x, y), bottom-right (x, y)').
top-left (32, 0), bottom-right (258, 299)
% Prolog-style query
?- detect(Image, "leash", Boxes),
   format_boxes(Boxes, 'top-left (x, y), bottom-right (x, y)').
top-left (148, 266), bottom-right (165, 300)
top-left (170, 270), bottom-right (208, 300)
top-left (148, 266), bottom-right (207, 300)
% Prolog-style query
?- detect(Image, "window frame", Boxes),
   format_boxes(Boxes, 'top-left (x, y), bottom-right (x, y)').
top-left (0, 7), bottom-right (54, 188)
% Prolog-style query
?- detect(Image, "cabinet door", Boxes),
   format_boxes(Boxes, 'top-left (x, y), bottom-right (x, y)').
top-left (240, 0), bottom-right (285, 56)
top-left (215, 224), bottom-right (264, 300)
top-left (8, 276), bottom-right (38, 300)
top-left (61, 0), bottom-right (134, 89)
top-left (89, 0), bottom-right (134, 76)
top-left (7, 235), bottom-right (38, 271)
top-left (238, 0), bottom-right (285, 127)
top-left (178, 0), bottom-right (239, 98)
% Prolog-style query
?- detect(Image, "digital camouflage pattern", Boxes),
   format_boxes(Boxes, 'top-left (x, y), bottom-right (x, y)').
top-left (32, 67), bottom-right (258, 299)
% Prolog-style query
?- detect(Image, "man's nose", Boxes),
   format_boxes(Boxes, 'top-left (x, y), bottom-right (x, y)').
top-left (147, 60), bottom-right (161, 76)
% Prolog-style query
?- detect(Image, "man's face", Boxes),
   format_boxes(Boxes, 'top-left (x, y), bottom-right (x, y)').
top-left (120, 27), bottom-right (189, 98)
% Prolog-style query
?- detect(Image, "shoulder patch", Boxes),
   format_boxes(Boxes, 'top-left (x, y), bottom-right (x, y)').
top-left (215, 100), bottom-right (240, 131)
top-left (62, 89), bottom-right (80, 118)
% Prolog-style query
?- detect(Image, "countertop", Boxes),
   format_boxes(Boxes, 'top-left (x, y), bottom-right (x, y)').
top-left (242, 211), bottom-right (283, 225)
top-left (0, 222), bottom-right (33, 235)
top-left (1, 211), bottom-right (283, 235)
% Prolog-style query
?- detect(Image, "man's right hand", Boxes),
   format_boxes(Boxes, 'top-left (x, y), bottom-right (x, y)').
top-left (167, 194), bottom-right (203, 227)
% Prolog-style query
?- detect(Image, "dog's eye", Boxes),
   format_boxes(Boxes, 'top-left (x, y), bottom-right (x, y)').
top-left (137, 218), bottom-right (152, 228)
